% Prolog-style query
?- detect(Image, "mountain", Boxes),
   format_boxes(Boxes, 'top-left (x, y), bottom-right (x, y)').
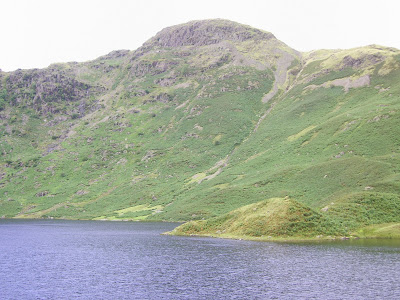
top-left (1, 19), bottom-right (400, 239)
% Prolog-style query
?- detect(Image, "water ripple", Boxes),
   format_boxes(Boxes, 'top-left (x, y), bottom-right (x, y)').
top-left (1, 220), bottom-right (400, 299)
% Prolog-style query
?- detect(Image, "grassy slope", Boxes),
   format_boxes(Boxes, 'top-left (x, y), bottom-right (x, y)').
top-left (170, 192), bottom-right (400, 240)
top-left (168, 48), bottom-right (400, 238)
top-left (1, 21), bottom-right (400, 239)
top-left (0, 23), bottom-right (281, 220)
top-left (168, 47), bottom-right (400, 238)
top-left (168, 197), bottom-right (346, 240)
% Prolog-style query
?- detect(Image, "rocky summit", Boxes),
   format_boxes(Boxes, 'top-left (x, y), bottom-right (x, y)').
top-left (1, 19), bottom-right (400, 239)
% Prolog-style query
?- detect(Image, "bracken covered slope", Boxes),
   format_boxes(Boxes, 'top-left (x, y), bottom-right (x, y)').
top-left (1, 19), bottom-right (400, 238)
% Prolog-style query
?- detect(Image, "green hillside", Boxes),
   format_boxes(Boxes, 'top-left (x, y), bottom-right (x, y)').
top-left (1, 19), bottom-right (400, 239)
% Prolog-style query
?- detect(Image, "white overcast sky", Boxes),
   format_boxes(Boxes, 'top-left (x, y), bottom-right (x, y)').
top-left (1, 0), bottom-right (399, 71)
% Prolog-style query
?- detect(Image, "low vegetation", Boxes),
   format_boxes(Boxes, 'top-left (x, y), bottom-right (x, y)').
top-left (169, 197), bottom-right (346, 240)
top-left (1, 19), bottom-right (400, 240)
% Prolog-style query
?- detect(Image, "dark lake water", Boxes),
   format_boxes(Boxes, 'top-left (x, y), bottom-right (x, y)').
top-left (1, 220), bottom-right (400, 299)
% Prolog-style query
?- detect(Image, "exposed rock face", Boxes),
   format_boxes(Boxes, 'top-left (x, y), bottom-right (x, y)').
top-left (144, 19), bottom-right (276, 48)
top-left (130, 60), bottom-right (178, 77)
top-left (341, 54), bottom-right (384, 69)
top-left (0, 67), bottom-right (104, 115)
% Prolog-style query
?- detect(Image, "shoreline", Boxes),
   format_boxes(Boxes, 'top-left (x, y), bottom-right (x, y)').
top-left (3, 217), bottom-right (400, 242)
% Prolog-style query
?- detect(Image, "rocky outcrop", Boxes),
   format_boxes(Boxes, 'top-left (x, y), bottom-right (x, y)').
top-left (143, 19), bottom-right (275, 48)
top-left (130, 60), bottom-right (178, 77)
top-left (0, 67), bottom-right (104, 115)
top-left (341, 54), bottom-right (384, 69)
